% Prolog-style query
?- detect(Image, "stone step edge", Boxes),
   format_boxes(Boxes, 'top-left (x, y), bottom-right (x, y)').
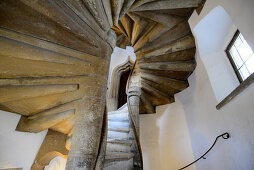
top-left (105, 152), bottom-right (134, 160)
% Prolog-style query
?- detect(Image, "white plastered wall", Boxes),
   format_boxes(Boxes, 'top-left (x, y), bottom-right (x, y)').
top-left (140, 103), bottom-right (196, 170)
top-left (140, 0), bottom-right (254, 170)
top-left (0, 110), bottom-right (47, 170)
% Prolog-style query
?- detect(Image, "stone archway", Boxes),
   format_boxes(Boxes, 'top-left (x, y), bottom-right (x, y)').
top-left (107, 56), bottom-right (134, 112)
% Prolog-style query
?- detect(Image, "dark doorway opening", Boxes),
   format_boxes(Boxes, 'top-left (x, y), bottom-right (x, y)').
top-left (118, 70), bottom-right (130, 109)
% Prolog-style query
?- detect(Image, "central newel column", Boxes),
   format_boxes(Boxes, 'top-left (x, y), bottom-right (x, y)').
top-left (127, 71), bottom-right (142, 167)
top-left (66, 30), bottom-right (115, 169)
top-left (65, 85), bottom-right (106, 170)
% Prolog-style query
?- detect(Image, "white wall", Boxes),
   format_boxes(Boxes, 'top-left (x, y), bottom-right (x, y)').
top-left (141, 0), bottom-right (254, 170)
top-left (140, 103), bottom-right (196, 170)
top-left (0, 110), bottom-right (47, 170)
top-left (174, 50), bottom-right (254, 170)
top-left (193, 6), bottom-right (240, 102)
top-left (186, 1), bottom-right (254, 169)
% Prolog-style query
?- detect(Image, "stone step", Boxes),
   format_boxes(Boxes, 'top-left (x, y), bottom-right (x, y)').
top-left (108, 130), bottom-right (130, 140)
top-left (108, 109), bottom-right (129, 115)
top-left (104, 157), bottom-right (133, 170)
top-left (108, 111), bottom-right (129, 119)
top-left (106, 142), bottom-right (131, 153)
top-left (107, 139), bottom-right (133, 146)
top-left (108, 117), bottom-right (129, 122)
top-left (105, 152), bottom-right (134, 161)
top-left (108, 121), bottom-right (129, 128)
top-left (108, 127), bottom-right (130, 133)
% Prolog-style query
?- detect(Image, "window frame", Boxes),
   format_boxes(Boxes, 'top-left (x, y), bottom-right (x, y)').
top-left (225, 30), bottom-right (244, 83)
top-left (217, 30), bottom-right (254, 110)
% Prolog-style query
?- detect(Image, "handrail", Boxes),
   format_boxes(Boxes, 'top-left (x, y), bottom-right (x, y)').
top-left (179, 132), bottom-right (230, 170)
top-left (126, 60), bottom-right (143, 168)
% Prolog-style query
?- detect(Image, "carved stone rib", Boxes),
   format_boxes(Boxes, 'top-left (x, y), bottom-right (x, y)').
top-left (75, 0), bottom-right (110, 31)
top-left (0, 0), bottom-right (110, 57)
top-left (116, 21), bottom-right (129, 38)
top-left (0, 55), bottom-right (93, 78)
top-left (141, 80), bottom-right (174, 104)
top-left (133, 23), bottom-right (165, 52)
top-left (129, 0), bottom-right (156, 11)
top-left (139, 61), bottom-right (196, 72)
top-left (132, 0), bottom-right (202, 11)
top-left (140, 69), bottom-right (191, 80)
top-left (119, 0), bottom-right (136, 19)
top-left (136, 34), bottom-right (195, 58)
top-left (141, 72), bottom-right (189, 91)
top-left (61, 0), bottom-right (109, 36)
top-left (138, 48), bottom-right (196, 63)
top-left (0, 84), bottom-right (78, 103)
top-left (111, 0), bottom-right (124, 26)
top-left (128, 12), bottom-right (152, 46)
top-left (16, 109), bottom-right (75, 133)
top-left (140, 90), bottom-right (155, 114)
top-left (136, 21), bottom-right (191, 54)
top-left (102, 0), bottom-right (114, 27)
top-left (0, 0), bottom-right (201, 169)
top-left (120, 14), bottom-right (133, 41)
top-left (133, 10), bottom-right (184, 27)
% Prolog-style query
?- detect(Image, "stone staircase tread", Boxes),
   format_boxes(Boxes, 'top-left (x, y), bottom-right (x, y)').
top-left (108, 127), bottom-right (130, 133)
top-left (107, 139), bottom-right (133, 145)
top-left (108, 110), bottom-right (129, 115)
top-left (108, 117), bottom-right (130, 122)
top-left (105, 152), bottom-right (134, 160)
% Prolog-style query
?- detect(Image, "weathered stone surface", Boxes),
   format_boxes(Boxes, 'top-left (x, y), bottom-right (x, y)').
top-left (31, 130), bottom-right (68, 170)
top-left (0, 0), bottom-right (205, 169)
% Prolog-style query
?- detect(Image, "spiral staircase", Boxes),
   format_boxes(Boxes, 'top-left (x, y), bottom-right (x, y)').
top-left (0, 0), bottom-right (205, 169)
top-left (104, 104), bottom-right (136, 170)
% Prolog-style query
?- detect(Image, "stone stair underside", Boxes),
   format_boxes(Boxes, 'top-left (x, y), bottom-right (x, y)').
top-left (0, 0), bottom-right (204, 169)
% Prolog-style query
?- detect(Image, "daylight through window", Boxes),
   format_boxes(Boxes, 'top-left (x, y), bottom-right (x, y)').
top-left (226, 31), bottom-right (254, 82)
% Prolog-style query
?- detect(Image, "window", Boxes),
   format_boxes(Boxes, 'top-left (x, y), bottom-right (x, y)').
top-left (226, 30), bottom-right (254, 82)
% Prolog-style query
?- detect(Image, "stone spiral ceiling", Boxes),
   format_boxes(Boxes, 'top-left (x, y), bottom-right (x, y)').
top-left (114, 4), bottom-right (199, 114)
top-left (0, 0), bottom-right (204, 169)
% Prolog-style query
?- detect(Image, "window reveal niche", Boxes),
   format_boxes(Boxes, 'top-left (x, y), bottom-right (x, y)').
top-left (226, 30), bottom-right (254, 82)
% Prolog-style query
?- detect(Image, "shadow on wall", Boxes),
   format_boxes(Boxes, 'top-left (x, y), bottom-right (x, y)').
top-left (140, 102), bottom-right (197, 170)
top-left (193, 6), bottom-right (240, 103)
top-left (176, 2), bottom-right (254, 169)
top-left (179, 48), bottom-right (222, 169)
top-left (0, 110), bottom-right (47, 170)
top-left (140, 113), bottom-right (161, 170)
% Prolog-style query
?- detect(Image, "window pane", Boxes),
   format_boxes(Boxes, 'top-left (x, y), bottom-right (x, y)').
top-left (239, 33), bottom-right (244, 42)
top-left (237, 41), bottom-right (253, 61)
top-left (239, 65), bottom-right (250, 80)
top-left (228, 32), bottom-right (254, 81)
top-left (230, 45), bottom-right (243, 68)
top-left (234, 37), bottom-right (243, 48)
top-left (245, 54), bottom-right (254, 74)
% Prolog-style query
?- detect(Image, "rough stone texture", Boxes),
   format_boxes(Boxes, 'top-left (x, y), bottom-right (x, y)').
top-left (0, 0), bottom-right (205, 169)
top-left (105, 104), bottom-right (136, 170)
top-left (107, 58), bottom-right (133, 112)
top-left (31, 130), bottom-right (68, 170)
